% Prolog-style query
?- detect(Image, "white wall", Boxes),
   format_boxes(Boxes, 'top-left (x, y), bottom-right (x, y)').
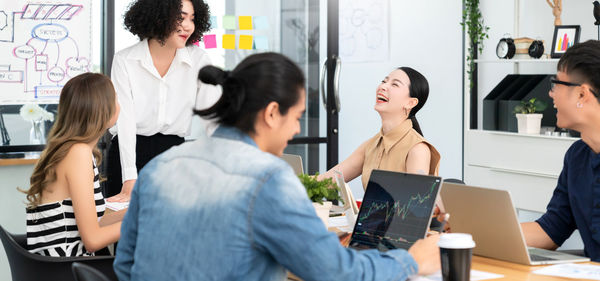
top-left (336, 0), bottom-right (464, 198)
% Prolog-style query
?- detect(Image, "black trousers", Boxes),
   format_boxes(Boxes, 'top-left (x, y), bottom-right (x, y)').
top-left (105, 133), bottom-right (184, 197)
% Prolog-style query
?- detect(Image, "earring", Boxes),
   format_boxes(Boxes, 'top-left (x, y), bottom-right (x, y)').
top-left (577, 103), bottom-right (583, 108)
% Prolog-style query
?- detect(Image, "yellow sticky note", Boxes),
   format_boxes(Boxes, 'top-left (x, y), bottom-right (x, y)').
top-left (238, 16), bottom-right (252, 30)
top-left (223, 34), bottom-right (235, 49)
top-left (239, 35), bottom-right (253, 50)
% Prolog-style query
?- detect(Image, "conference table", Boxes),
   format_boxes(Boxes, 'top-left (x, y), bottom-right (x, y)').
top-left (288, 255), bottom-right (598, 280)
top-left (471, 255), bottom-right (598, 280)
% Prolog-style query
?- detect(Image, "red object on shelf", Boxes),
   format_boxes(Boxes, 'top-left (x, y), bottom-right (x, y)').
top-left (356, 200), bottom-right (362, 209)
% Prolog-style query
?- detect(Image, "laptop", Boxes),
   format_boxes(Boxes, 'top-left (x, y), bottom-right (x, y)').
top-left (333, 170), bottom-right (359, 226)
top-left (441, 182), bottom-right (590, 265)
top-left (281, 154), bottom-right (304, 175)
top-left (349, 170), bottom-right (442, 251)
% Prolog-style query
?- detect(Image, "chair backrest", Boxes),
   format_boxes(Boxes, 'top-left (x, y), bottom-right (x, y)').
top-left (444, 178), bottom-right (466, 185)
top-left (0, 225), bottom-right (117, 281)
top-left (72, 262), bottom-right (112, 281)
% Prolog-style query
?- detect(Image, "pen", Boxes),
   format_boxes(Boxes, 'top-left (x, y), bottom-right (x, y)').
top-left (440, 213), bottom-right (450, 233)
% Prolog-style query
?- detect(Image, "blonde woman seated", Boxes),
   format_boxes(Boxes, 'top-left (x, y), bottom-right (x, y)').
top-left (320, 67), bottom-right (440, 187)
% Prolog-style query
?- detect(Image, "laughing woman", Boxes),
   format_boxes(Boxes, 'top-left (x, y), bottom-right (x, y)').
top-left (320, 67), bottom-right (440, 188)
top-left (106, 0), bottom-right (220, 202)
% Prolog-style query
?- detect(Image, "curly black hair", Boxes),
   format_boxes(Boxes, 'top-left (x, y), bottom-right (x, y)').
top-left (124, 0), bottom-right (211, 46)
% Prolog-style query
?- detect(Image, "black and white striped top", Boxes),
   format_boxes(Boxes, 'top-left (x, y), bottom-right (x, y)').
top-left (26, 156), bottom-right (106, 257)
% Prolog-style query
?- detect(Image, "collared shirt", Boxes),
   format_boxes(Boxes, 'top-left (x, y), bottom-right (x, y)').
top-left (108, 39), bottom-right (221, 182)
top-left (114, 126), bottom-right (419, 281)
top-left (537, 140), bottom-right (600, 261)
top-left (362, 119), bottom-right (441, 189)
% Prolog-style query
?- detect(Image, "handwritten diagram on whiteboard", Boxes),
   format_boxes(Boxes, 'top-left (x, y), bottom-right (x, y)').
top-left (339, 0), bottom-right (389, 63)
top-left (0, 1), bottom-right (92, 105)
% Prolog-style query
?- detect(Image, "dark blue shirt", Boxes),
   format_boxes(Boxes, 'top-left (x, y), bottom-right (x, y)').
top-left (537, 140), bottom-right (600, 261)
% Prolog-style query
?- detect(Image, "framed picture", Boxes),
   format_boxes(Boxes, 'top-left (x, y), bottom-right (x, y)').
top-left (551, 25), bottom-right (581, 58)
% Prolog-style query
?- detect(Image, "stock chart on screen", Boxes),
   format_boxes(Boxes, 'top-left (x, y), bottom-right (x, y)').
top-left (349, 170), bottom-right (441, 251)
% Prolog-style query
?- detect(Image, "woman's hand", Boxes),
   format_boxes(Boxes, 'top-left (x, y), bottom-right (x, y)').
top-left (107, 180), bottom-right (135, 202)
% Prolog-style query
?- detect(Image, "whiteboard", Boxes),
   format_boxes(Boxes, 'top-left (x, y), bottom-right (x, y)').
top-left (339, 0), bottom-right (389, 63)
top-left (0, 0), bottom-right (92, 105)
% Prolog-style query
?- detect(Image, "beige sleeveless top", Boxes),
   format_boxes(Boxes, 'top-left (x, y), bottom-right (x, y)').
top-left (361, 119), bottom-right (441, 189)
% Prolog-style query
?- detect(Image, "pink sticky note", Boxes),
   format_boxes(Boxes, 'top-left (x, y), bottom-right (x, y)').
top-left (203, 34), bottom-right (217, 49)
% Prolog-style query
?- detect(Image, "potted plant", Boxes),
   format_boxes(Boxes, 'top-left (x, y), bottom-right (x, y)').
top-left (514, 98), bottom-right (547, 134)
top-left (298, 173), bottom-right (343, 228)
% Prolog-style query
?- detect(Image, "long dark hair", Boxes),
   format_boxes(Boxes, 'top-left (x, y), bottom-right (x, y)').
top-left (195, 53), bottom-right (305, 133)
top-left (398, 67), bottom-right (429, 136)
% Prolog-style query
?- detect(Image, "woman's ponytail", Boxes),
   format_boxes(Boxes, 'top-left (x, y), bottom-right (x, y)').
top-left (409, 115), bottom-right (423, 137)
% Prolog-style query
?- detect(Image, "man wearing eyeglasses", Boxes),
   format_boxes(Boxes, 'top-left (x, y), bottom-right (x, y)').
top-left (521, 40), bottom-right (600, 262)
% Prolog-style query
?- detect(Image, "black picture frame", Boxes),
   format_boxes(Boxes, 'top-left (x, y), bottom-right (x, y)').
top-left (550, 25), bottom-right (581, 58)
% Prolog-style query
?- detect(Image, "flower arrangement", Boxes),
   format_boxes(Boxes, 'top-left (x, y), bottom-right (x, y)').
top-left (19, 103), bottom-right (54, 122)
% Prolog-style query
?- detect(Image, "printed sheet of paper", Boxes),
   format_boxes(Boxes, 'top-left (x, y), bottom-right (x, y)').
top-left (533, 263), bottom-right (600, 280)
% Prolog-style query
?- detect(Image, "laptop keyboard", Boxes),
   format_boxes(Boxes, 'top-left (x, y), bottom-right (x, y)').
top-left (529, 254), bottom-right (556, 262)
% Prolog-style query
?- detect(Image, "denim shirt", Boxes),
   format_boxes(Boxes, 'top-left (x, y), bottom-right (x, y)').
top-left (537, 140), bottom-right (600, 261)
top-left (114, 126), bottom-right (418, 281)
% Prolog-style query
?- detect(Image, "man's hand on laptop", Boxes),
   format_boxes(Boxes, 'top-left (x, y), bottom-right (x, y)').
top-left (408, 234), bottom-right (441, 276)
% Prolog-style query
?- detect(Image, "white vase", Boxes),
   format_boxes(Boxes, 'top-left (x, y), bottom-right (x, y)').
top-left (312, 201), bottom-right (333, 228)
top-left (29, 120), bottom-right (45, 144)
top-left (516, 113), bottom-right (542, 134)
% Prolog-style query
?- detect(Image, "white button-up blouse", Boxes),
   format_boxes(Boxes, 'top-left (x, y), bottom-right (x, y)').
top-left (109, 39), bottom-right (220, 183)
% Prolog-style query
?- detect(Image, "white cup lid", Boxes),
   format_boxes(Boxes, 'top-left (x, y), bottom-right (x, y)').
top-left (438, 233), bottom-right (476, 249)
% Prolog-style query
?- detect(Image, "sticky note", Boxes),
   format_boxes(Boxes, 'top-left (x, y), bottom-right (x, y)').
top-left (209, 16), bottom-right (218, 29)
top-left (203, 34), bottom-right (217, 49)
top-left (222, 34), bottom-right (235, 49)
top-left (253, 16), bottom-right (269, 30)
top-left (254, 35), bottom-right (269, 50)
top-left (239, 35), bottom-right (253, 50)
top-left (222, 15), bottom-right (236, 30)
top-left (238, 16), bottom-right (252, 30)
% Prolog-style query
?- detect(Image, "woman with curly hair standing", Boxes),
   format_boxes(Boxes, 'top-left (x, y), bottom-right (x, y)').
top-left (106, 0), bottom-right (219, 202)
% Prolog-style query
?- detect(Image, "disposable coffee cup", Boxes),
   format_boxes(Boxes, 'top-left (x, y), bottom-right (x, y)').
top-left (438, 233), bottom-right (476, 281)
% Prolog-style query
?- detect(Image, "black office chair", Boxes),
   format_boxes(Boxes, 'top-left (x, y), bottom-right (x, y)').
top-left (72, 262), bottom-right (113, 281)
top-left (0, 225), bottom-right (118, 281)
top-left (443, 178), bottom-right (466, 185)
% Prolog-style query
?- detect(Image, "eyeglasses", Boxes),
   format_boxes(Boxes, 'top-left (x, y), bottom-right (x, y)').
top-left (550, 78), bottom-right (599, 97)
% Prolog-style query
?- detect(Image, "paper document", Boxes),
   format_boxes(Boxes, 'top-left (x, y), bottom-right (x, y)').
top-left (328, 216), bottom-right (349, 228)
top-left (533, 263), bottom-right (600, 280)
top-left (409, 270), bottom-right (503, 281)
top-left (327, 216), bottom-right (353, 232)
top-left (106, 201), bottom-right (129, 211)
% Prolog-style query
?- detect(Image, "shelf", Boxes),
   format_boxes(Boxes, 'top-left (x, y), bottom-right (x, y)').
top-left (474, 58), bottom-right (559, 64)
top-left (0, 157), bottom-right (39, 166)
top-left (468, 129), bottom-right (579, 141)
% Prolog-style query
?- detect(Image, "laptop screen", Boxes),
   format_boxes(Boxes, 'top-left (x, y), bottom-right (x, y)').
top-left (349, 170), bottom-right (441, 251)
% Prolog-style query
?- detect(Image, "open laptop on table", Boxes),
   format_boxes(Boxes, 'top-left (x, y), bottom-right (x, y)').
top-left (348, 170), bottom-right (442, 251)
top-left (333, 170), bottom-right (359, 226)
top-left (281, 154), bottom-right (304, 175)
top-left (441, 182), bottom-right (590, 265)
